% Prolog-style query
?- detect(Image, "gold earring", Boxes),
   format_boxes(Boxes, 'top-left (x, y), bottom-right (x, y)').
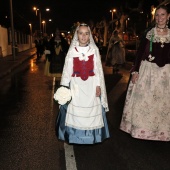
top-left (166, 20), bottom-right (169, 28)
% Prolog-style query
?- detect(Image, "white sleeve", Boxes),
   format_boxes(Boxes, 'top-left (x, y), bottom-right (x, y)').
top-left (93, 53), bottom-right (100, 86)
top-left (60, 57), bottom-right (73, 87)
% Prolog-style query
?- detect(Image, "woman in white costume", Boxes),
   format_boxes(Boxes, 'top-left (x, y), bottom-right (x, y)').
top-left (55, 23), bottom-right (110, 144)
top-left (106, 30), bottom-right (125, 73)
top-left (120, 5), bottom-right (170, 141)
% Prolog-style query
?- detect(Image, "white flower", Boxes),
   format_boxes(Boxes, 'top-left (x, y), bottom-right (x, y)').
top-left (148, 54), bottom-right (155, 61)
top-left (54, 86), bottom-right (72, 105)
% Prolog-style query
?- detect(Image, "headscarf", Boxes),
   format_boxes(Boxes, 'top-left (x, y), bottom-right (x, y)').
top-left (60, 24), bottom-right (109, 112)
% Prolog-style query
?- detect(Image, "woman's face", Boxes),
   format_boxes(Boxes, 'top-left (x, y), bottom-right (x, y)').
top-left (155, 8), bottom-right (169, 27)
top-left (77, 26), bottom-right (90, 46)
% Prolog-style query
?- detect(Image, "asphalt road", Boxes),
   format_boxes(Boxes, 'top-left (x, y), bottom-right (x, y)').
top-left (0, 57), bottom-right (170, 170)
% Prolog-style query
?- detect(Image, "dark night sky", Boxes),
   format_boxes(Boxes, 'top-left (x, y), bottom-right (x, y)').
top-left (0, 0), bottom-right (159, 33)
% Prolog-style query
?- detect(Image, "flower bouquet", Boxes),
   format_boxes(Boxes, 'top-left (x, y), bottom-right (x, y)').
top-left (53, 86), bottom-right (72, 105)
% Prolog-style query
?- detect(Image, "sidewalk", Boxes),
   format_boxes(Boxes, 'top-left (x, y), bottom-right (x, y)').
top-left (0, 48), bottom-right (36, 79)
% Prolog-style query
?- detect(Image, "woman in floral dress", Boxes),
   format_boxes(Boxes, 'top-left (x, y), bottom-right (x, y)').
top-left (120, 5), bottom-right (170, 141)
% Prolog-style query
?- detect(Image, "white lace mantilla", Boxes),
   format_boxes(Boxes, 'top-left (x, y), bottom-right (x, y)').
top-left (61, 45), bottom-right (109, 112)
top-left (60, 25), bottom-right (109, 112)
top-left (146, 27), bottom-right (170, 43)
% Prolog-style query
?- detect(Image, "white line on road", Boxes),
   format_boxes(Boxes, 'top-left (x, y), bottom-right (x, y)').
top-left (52, 77), bottom-right (77, 170)
top-left (64, 143), bottom-right (77, 170)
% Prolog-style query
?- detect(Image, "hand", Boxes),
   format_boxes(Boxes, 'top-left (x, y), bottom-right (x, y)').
top-left (96, 86), bottom-right (101, 97)
top-left (131, 73), bottom-right (139, 84)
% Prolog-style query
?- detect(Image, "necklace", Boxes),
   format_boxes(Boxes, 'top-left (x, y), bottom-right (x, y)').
top-left (155, 27), bottom-right (167, 48)
top-left (159, 37), bottom-right (166, 48)
top-left (156, 25), bottom-right (167, 32)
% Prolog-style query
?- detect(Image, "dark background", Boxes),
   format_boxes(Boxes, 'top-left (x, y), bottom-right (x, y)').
top-left (0, 0), bottom-right (159, 33)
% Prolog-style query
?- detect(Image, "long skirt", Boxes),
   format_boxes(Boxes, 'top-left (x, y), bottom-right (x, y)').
top-left (44, 60), bottom-right (62, 78)
top-left (55, 104), bottom-right (110, 144)
top-left (111, 45), bottom-right (125, 65)
top-left (120, 60), bottom-right (170, 141)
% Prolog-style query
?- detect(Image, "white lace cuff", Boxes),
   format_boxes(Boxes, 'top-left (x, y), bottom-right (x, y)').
top-left (131, 71), bottom-right (139, 75)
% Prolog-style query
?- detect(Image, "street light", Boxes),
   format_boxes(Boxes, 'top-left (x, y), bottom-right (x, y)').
top-left (126, 18), bottom-right (130, 31)
top-left (33, 7), bottom-right (42, 35)
top-left (110, 9), bottom-right (116, 29)
top-left (33, 7), bottom-right (50, 36)
top-left (42, 20), bottom-right (46, 34)
top-left (29, 23), bottom-right (32, 48)
top-left (33, 7), bottom-right (38, 16)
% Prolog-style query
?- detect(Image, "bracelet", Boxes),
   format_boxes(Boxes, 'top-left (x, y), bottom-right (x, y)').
top-left (131, 71), bottom-right (139, 75)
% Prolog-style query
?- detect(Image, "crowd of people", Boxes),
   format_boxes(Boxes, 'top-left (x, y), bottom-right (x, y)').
top-left (34, 30), bottom-right (69, 77)
top-left (35, 4), bottom-right (170, 144)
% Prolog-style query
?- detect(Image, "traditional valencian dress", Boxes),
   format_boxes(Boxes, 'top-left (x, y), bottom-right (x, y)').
top-left (120, 27), bottom-right (170, 141)
top-left (107, 35), bottom-right (125, 66)
top-left (55, 28), bottom-right (110, 144)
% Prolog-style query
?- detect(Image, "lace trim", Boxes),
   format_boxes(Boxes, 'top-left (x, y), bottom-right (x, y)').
top-left (95, 48), bottom-right (109, 111)
top-left (61, 25), bottom-right (109, 112)
top-left (61, 47), bottom-right (109, 112)
top-left (146, 28), bottom-right (170, 43)
top-left (65, 122), bottom-right (104, 130)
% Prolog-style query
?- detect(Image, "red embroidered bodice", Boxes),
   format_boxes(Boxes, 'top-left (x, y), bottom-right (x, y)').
top-left (72, 55), bottom-right (95, 81)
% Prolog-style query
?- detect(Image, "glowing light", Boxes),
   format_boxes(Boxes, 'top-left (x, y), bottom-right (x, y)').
top-left (30, 59), bottom-right (34, 72)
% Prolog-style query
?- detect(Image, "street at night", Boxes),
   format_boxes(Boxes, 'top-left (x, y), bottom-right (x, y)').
top-left (0, 54), bottom-right (170, 170)
top-left (1, 0), bottom-right (170, 169)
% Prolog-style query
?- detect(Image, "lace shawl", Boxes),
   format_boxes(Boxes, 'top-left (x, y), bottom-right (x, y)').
top-left (60, 25), bottom-right (109, 112)
top-left (146, 28), bottom-right (170, 43)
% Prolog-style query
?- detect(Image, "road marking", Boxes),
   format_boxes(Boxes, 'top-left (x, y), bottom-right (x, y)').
top-left (64, 143), bottom-right (77, 170)
top-left (52, 77), bottom-right (77, 170)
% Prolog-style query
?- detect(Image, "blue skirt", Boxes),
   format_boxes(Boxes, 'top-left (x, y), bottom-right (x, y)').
top-left (55, 104), bottom-right (110, 144)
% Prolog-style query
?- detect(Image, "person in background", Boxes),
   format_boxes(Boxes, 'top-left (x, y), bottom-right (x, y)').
top-left (49, 29), bottom-right (69, 75)
top-left (34, 38), bottom-right (41, 61)
top-left (120, 5), bottom-right (170, 141)
top-left (55, 23), bottom-right (110, 144)
top-left (106, 30), bottom-right (125, 73)
top-left (60, 33), bottom-right (69, 69)
top-left (44, 35), bottom-right (52, 76)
